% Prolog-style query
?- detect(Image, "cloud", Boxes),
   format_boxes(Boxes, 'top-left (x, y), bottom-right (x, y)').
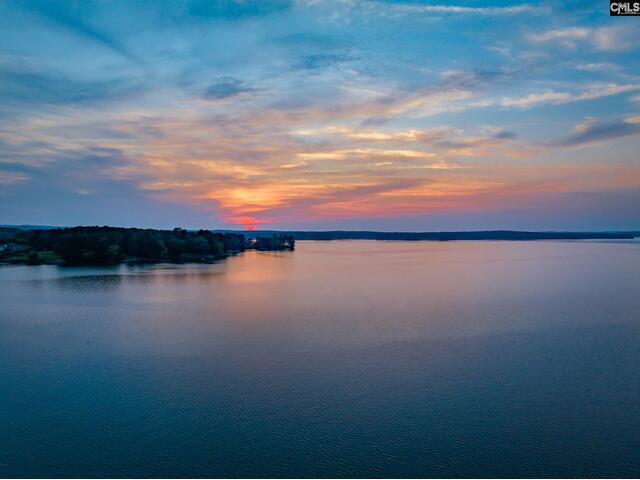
top-left (592, 26), bottom-right (629, 51)
top-left (0, 68), bottom-right (144, 124)
top-left (527, 26), bottom-right (634, 51)
top-left (499, 83), bottom-right (640, 109)
top-left (297, 53), bottom-right (353, 71)
top-left (14, 0), bottom-right (137, 61)
top-left (527, 27), bottom-right (590, 46)
top-left (0, 63), bottom-right (144, 116)
top-left (438, 67), bottom-right (518, 90)
top-left (0, 171), bottom-right (28, 185)
top-left (102, 115), bottom-right (521, 226)
top-left (576, 63), bottom-right (620, 72)
top-left (553, 116), bottom-right (640, 147)
top-left (202, 77), bottom-right (255, 100)
top-left (370, 2), bottom-right (546, 15)
top-left (290, 125), bottom-right (516, 158)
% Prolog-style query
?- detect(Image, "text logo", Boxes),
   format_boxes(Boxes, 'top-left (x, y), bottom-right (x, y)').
top-left (610, 1), bottom-right (640, 15)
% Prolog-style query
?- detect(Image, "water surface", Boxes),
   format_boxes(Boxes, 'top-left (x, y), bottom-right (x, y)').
top-left (1, 240), bottom-right (639, 477)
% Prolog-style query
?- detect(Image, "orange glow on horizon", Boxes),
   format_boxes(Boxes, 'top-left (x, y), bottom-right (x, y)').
top-left (230, 216), bottom-right (273, 231)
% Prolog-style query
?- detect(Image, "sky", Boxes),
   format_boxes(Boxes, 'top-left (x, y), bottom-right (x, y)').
top-left (0, 0), bottom-right (639, 231)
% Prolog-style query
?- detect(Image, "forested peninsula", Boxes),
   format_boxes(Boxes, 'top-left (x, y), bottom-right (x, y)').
top-left (0, 226), bottom-right (294, 266)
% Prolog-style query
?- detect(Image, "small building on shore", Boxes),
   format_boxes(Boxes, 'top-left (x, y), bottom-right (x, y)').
top-left (1, 242), bottom-right (28, 253)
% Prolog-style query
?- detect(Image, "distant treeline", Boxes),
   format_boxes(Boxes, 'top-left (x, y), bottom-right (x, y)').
top-left (2, 227), bottom-right (294, 265)
top-left (19, 227), bottom-right (245, 264)
top-left (250, 233), bottom-right (295, 251)
top-left (216, 229), bottom-right (637, 241)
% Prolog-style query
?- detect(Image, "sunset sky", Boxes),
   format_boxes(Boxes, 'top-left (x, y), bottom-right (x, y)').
top-left (1, 0), bottom-right (639, 231)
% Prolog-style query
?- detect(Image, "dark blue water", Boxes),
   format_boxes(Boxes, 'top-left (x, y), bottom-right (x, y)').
top-left (1, 241), bottom-right (639, 477)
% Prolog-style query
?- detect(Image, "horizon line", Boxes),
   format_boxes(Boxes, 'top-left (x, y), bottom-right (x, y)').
top-left (2, 224), bottom-right (639, 234)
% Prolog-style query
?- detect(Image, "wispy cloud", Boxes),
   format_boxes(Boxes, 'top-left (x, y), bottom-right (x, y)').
top-left (575, 63), bottom-right (620, 72)
top-left (527, 26), bottom-right (635, 51)
top-left (16, 0), bottom-right (138, 61)
top-left (369, 2), bottom-right (547, 15)
top-left (402, 4), bottom-right (544, 14)
top-left (0, 171), bottom-right (28, 185)
top-left (0, 63), bottom-right (145, 118)
top-left (296, 53), bottom-right (353, 71)
top-left (553, 116), bottom-right (640, 147)
top-left (527, 27), bottom-right (590, 46)
top-left (498, 83), bottom-right (640, 109)
top-left (202, 77), bottom-right (256, 101)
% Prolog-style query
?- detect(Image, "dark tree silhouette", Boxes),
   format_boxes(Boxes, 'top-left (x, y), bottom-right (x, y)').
top-left (16, 226), bottom-right (250, 265)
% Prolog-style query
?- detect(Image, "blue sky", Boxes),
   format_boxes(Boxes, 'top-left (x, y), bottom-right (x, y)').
top-left (0, 0), bottom-right (639, 230)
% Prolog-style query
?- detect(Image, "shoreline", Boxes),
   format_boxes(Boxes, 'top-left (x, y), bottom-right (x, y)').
top-left (0, 227), bottom-right (294, 267)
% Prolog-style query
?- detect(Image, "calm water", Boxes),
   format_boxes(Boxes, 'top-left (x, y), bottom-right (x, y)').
top-left (1, 240), bottom-right (640, 478)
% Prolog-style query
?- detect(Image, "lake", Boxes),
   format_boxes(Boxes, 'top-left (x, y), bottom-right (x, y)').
top-left (1, 240), bottom-right (639, 478)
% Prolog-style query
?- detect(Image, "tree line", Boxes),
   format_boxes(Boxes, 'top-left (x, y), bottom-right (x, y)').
top-left (15, 226), bottom-right (246, 265)
top-left (3, 226), bottom-right (295, 265)
top-left (251, 233), bottom-right (295, 251)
